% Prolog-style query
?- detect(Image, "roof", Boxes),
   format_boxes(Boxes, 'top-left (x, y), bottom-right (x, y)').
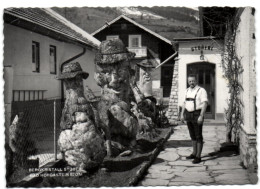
top-left (91, 15), bottom-right (172, 45)
top-left (172, 36), bottom-right (221, 42)
top-left (4, 8), bottom-right (100, 49)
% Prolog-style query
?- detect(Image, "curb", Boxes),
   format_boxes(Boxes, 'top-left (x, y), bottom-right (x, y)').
top-left (128, 127), bottom-right (173, 186)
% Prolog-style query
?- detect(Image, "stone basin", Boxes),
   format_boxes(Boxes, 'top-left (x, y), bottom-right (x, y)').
top-left (102, 128), bottom-right (171, 172)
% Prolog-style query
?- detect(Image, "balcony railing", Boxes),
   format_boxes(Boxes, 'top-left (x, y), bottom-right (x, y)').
top-left (127, 47), bottom-right (147, 58)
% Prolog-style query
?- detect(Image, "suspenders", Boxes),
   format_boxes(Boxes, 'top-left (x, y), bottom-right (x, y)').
top-left (194, 88), bottom-right (201, 110)
top-left (185, 87), bottom-right (201, 111)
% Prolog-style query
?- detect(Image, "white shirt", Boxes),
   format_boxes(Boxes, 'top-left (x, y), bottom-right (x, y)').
top-left (183, 85), bottom-right (208, 112)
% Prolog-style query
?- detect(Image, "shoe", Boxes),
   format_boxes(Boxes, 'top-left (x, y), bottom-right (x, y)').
top-left (192, 157), bottom-right (201, 164)
top-left (186, 154), bottom-right (196, 159)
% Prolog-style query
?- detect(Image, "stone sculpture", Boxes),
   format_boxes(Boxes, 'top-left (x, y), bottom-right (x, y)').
top-left (135, 59), bottom-right (158, 123)
top-left (57, 62), bottom-right (106, 172)
top-left (94, 39), bottom-right (139, 156)
top-left (130, 59), bottom-right (159, 140)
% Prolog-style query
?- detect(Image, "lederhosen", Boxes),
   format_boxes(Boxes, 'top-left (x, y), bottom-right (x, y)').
top-left (184, 87), bottom-right (203, 142)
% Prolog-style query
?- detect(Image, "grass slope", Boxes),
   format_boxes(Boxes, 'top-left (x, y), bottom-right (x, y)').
top-left (52, 7), bottom-right (200, 39)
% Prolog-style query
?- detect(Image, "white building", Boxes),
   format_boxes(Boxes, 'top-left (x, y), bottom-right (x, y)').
top-left (4, 8), bottom-right (101, 128)
top-left (167, 37), bottom-right (229, 124)
top-left (234, 7), bottom-right (257, 171)
top-left (167, 7), bottom-right (257, 173)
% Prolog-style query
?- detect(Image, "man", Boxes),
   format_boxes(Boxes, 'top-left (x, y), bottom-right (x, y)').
top-left (180, 75), bottom-right (208, 164)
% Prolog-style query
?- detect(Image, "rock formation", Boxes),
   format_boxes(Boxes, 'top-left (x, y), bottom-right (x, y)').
top-left (56, 62), bottom-right (106, 171)
top-left (94, 39), bottom-right (139, 156)
top-left (131, 59), bottom-right (160, 141)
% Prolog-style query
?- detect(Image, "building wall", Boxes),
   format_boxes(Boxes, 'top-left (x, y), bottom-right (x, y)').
top-left (151, 67), bottom-right (161, 89)
top-left (235, 7), bottom-right (256, 135)
top-left (4, 24), bottom-right (101, 103)
top-left (235, 7), bottom-right (256, 170)
top-left (176, 40), bottom-right (228, 119)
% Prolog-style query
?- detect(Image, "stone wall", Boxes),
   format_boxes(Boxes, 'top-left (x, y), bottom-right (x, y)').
top-left (166, 61), bottom-right (179, 125)
top-left (239, 127), bottom-right (257, 172)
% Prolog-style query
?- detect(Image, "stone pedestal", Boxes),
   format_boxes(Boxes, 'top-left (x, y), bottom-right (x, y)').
top-left (58, 114), bottom-right (106, 171)
top-left (56, 62), bottom-right (106, 171)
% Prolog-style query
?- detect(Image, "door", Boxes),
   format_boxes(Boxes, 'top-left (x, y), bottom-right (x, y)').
top-left (161, 65), bottom-right (173, 97)
top-left (187, 63), bottom-right (215, 119)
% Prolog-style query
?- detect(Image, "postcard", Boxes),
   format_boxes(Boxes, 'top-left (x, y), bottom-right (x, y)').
top-left (2, 2), bottom-right (258, 188)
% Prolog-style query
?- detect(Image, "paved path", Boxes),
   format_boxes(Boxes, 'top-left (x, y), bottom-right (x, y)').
top-left (140, 123), bottom-right (252, 186)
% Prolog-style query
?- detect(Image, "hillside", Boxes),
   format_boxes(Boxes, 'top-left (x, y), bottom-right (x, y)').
top-left (52, 7), bottom-right (200, 40)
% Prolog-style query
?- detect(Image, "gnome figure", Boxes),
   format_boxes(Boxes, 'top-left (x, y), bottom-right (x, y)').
top-left (137, 59), bottom-right (154, 98)
top-left (130, 59), bottom-right (159, 139)
top-left (94, 39), bottom-right (139, 157)
top-left (136, 59), bottom-right (158, 122)
top-left (56, 62), bottom-right (106, 172)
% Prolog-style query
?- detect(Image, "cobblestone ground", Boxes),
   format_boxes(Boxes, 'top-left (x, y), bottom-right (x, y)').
top-left (140, 123), bottom-right (253, 186)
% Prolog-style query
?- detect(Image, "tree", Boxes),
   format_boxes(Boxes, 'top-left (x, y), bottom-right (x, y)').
top-left (221, 17), bottom-right (243, 144)
top-left (202, 8), bottom-right (243, 144)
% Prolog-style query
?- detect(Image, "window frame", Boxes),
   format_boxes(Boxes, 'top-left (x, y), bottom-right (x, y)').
top-left (32, 41), bottom-right (40, 72)
top-left (128, 35), bottom-right (142, 48)
top-left (121, 23), bottom-right (127, 30)
top-left (49, 45), bottom-right (57, 74)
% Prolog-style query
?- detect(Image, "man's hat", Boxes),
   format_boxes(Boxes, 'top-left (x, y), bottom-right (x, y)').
top-left (56, 62), bottom-right (89, 80)
top-left (136, 59), bottom-right (156, 68)
top-left (95, 39), bottom-right (135, 65)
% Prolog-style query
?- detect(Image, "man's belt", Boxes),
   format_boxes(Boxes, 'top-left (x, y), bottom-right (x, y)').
top-left (186, 98), bottom-right (195, 101)
top-left (185, 109), bottom-right (201, 113)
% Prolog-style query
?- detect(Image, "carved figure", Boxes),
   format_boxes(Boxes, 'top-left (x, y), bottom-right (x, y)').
top-left (94, 39), bottom-right (139, 156)
top-left (57, 62), bottom-right (106, 171)
top-left (135, 59), bottom-right (158, 122)
top-left (130, 59), bottom-right (159, 139)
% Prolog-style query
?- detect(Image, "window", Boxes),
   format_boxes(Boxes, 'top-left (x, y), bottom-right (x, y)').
top-left (50, 45), bottom-right (57, 74)
top-left (32, 41), bottom-right (40, 72)
top-left (121, 23), bottom-right (127, 30)
top-left (129, 35), bottom-right (141, 48)
top-left (106, 35), bottom-right (119, 40)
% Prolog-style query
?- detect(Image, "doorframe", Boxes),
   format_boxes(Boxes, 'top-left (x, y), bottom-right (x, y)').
top-left (186, 62), bottom-right (216, 119)
top-left (161, 64), bottom-right (174, 97)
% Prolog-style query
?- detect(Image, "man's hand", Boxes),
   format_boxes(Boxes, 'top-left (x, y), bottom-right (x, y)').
top-left (180, 114), bottom-right (185, 122)
top-left (198, 101), bottom-right (207, 124)
top-left (197, 115), bottom-right (203, 124)
top-left (180, 104), bottom-right (186, 123)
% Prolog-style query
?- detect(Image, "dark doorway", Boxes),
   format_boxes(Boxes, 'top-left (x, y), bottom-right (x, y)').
top-left (187, 63), bottom-right (215, 119)
top-left (161, 65), bottom-right (173, 97)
